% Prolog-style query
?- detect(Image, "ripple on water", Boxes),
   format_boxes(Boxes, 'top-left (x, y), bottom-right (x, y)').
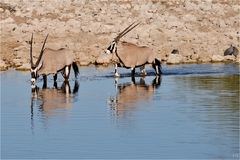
top-left (1, 63), bottom-right (239, 159)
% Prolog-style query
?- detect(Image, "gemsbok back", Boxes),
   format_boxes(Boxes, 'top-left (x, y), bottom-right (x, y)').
top-left (29, 34), bottom-right (79, 87)
top-left (103, 22), bottom-right (162, 77)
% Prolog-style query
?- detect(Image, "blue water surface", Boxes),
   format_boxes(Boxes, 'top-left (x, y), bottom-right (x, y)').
top-left (1, 64), bottom-right (239, 159)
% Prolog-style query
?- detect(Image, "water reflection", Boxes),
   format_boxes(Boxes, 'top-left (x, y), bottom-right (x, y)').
top-left (175, 75), bottom-right (239, 110)
top-left (108, 76), bottom-right (161, 118)
top-left (173, 75), bottom-right (239, 153)
top-left (2, 65), bottom-right (239, 159)
top-left (30, 81), bottom-right (79, 129)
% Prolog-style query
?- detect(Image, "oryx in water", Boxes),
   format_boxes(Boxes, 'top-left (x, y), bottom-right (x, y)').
top-left (104, 22), bottom-right (162, 77)
top-left (29, 34), bottom-right (79, 87)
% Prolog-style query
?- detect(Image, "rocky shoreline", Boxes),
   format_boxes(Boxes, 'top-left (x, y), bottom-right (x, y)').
top-left (0, 0), bottom-right (239, 71)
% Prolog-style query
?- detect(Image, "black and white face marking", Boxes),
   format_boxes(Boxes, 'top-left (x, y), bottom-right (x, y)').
top-left (105, 41), bottom-right (117, 54)
top-left (30, 61), bottom-right (43, 86)
top-left (30, 68), bottom-right (38, 85)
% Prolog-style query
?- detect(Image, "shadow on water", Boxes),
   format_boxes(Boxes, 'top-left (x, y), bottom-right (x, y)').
top-left (30, 81), bottom-right (79, 130)
top-left (108, 76), bottom-right (161, 118)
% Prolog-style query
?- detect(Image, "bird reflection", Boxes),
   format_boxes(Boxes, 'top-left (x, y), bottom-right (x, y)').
top-left (108, 76), bottom-right (161, 118)
top-left (30, 81), bottom-right (79, 131)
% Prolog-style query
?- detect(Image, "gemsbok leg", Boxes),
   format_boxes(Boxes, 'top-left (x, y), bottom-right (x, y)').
top-left (131, 67), bottom-right (135, 77)
top-left (53, 74), bottom-right (57, 81)
top-left (62, 81), bottom-right (71, 94)
top-left (53, 80), bottom-right (58, 89)
top-left (42, 75), bottom-right (47, 88)
top-left (140, 65), bottom-right (147, 76)
top-left (63, 65), bottom-right (71, 81)
top-left (131, 76), bottom-right (136, 84)
top-left (152, 59), bottom-right (162, 76)
top-left (114, 64), bottom-right (120, 77)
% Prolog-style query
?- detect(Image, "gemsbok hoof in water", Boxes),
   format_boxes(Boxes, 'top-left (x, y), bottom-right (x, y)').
top-left (29, 34), bottom-right (79, 87)
top-left (103, 22), bottom-right (162, 77)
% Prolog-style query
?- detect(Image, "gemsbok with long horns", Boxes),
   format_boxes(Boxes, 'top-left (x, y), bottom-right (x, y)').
top-left (29, 34), bottom-right (79, 87)
top-left (103, 22), bottom-right (162, 77)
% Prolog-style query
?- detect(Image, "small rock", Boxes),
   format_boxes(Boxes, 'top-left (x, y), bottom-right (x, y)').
top-left (0, 17), bottom-right (14, 24)
top-left (171, 49), bottom-right (179, 54)
top-left (16, 63), bottom-right (31, 71)
top-left (12, 58), bottom-right (23, 67)
top-left (79, 61), bottom-right (91, 66)
top-left (236, 55), bottom-right (240, 63)
top-left (3, 9), bottom-right (10, 17)
top-left (134, 5), bottom-right (140, 11)
top-left (75, 51), bottom-right (94, 66)
top-left (182, 14), bottom-right (197, 22)
top-left (0, 59), bottom-right (9, 71)
top-left (96, 53), bottom-right (112, 65)
top-left (190, 53), bottom-right (199, 61)
top-left (167, 54), bottom-right (183, 64)
top-left (224, 55), bottom-right (235, 61)
top-left (198, 54), bottom-right (212, 63)
top-left (211, 55), bottom-right (224, 62)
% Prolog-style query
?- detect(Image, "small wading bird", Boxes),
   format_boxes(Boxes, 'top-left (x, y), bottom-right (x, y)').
top-left (104, 22), bottom-right (162, 77)
top-left (224, 44), bottom-right (239, 57)
top-left (29, 34), bottom-right (79, 87)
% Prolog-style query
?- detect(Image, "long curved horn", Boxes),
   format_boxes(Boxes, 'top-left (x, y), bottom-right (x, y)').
top-left (114, 22), bottom-right (140, 42)
top-left (30, 33), bottom-right (34, 67)
top-left (35, 34), bottom-right (49, 66)
top-left (118, 22), bottom-right (140, 39)
top-left (114, 22), bottom-right (136, 41)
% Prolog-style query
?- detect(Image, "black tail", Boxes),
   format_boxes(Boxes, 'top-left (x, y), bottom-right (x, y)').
top-left (72, 62), bottom-right (79, 78)
top-left (155, 59), bottom-right (162, 75)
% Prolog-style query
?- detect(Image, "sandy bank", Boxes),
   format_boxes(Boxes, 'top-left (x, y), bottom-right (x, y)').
top-left (0, 0), bottom-right (239, 71)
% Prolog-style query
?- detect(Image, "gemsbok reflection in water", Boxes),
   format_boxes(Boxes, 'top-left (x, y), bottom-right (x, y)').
top-left (108, 76), bottom-right (161, 118)
top-left (30, 81), bottom-right (79, 131)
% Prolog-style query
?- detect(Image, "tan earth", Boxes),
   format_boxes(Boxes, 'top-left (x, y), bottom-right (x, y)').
top-left (0, 0), bottom-right (239, 71)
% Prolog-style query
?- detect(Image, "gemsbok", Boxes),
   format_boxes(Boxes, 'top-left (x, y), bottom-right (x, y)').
top-left (29, 34), bottom-right (79, 87)
top-left (103, 22), bottom-right (162, 77)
